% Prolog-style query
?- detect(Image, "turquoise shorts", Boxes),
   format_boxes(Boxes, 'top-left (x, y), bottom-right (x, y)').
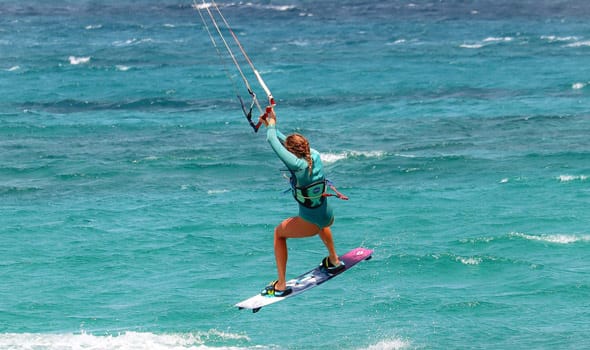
top-left (298, 200), bottom-right (334, 228)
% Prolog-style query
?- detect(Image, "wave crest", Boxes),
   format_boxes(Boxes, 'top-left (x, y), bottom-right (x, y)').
top-left (68, 56), bottom-right (90, 65)
top-left (558, 175), bottom-right (588, 182)
top-left (511, 232), bottom-right (590, 244)
top-left (321, 150), bottom-right (385, 164)
top-left (0, 330), bottom-right (253, 350)
top-left (362, 338), bottom-right (411, 350)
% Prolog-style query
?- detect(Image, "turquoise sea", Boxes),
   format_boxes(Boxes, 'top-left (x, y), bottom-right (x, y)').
top-left (1, 1), bottom-right (589, 349)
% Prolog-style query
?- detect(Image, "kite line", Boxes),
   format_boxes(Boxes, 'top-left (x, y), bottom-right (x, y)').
top-left (193, 1), bottom-right (274, 132)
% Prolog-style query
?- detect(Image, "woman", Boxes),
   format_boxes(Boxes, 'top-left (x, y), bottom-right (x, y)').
top-left (262, 106), bottom-right (345, 297)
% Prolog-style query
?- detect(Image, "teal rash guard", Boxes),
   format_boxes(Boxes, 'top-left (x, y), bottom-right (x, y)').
top-left (267, 124), bottom-right (334, 228)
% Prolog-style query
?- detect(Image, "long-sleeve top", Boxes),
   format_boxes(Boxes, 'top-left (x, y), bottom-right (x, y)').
top-left (266, 124), bottom-right (325, 188)
top-left (266, 124), bottom-right (334, 227)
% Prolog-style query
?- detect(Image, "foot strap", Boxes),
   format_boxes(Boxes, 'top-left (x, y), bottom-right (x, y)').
top-left (261, 280), bottom-right (293, 297)
top-left (321, 257), bottom-right (346, 275)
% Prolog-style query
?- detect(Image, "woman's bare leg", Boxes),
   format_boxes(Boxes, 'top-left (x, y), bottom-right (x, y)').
top-left (274, 216), bottom-right (320, 290)
top-left (318, 226), bottom-right (341, 266)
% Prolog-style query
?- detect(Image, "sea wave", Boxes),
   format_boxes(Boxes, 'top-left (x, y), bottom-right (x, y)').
top-left (558, 174), bottom-right (588, 182)
top-left (194, 2), bottom-right (297, 12)
top-left (511, 232), bottom-right (590, 244)
top-left (565, 40), bottom-right (590, 47)
top-left (112, 38), bottom-right (155, 47)
top-left (459, 43), bottom-right (483, 49)
top-left (540, 35), bottom-right (579, 42)
top-left (0, 331), bottom-right (256, 350)
top-left (456, 256), bottom-right (483, 265)
top-left (321, 150), bottom-right (386, 164)
top-left (361, 338), bottom-right (411, 350)
top-left (116, 65), bottom-right (132, 71)
top-left (85, 24), bottom-right (102, 30)
top-left (0, 185), bottom-right (42, 195)
top-left (20, 97), bottom-right (215, 113)
top-left (572, 82), bottom-right (586, 90)
top-left (68, 56), bottom-right (91, 65)
top-left (460, 36), bottom-right (514, 49)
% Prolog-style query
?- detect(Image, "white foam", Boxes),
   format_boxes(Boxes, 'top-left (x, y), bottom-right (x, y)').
top-left (290, 39), bottom-right (309, 47)
top-left (483, 36), bottom-right (513, 43)
top-left (558, 175), bottom-right (588, 182)
top-left (540, 35), bottom-right (578, 42)
top-left (361, 339), bottom-right (411, 350)
top-left (457, 256), bottom-right (482, 265)
top-left (321, 150), bottom-right (385, 164)
top-left (5, 65), bottom-right (20, 71)
top-left (512, 232), bottom-right (590, 244)
top-left (460, 43), bottom-right (483, 49)
top-left (266, 5), bottom-right (296, 11)
top-left (85, 24), bottom-right (102, 30)
top-left (566, 40), bottom-right (590, 47)
top-left (192, 3), bottom-right (211, 10)
top-left (113, 38), bottom-right (154, 47)
top-left (0, 331), bottom-right (254, 350)
top-left (461, 36), bottom-right (513, 49)
top-left (116, 65), bottom-right (131, 71)
top-left (394, 153), bottom-right (416, 158)
top-left (69, 56), bottom-right (90, 65)
top-left (387, 39), bottom-right (406, 45)
top-left (572, 82), bottom-right (586, 90)
top-left (207, 189), bottom-right (230, 195)
top-left (321, 152), bottom-right (348, 164)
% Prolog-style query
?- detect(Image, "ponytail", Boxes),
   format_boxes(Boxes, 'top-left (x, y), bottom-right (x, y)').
top-left (305, 153), bottom-right (313, 176)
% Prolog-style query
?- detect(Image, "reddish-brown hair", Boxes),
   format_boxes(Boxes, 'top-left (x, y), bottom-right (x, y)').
top-left (285, 133), bottom-right (313, 176)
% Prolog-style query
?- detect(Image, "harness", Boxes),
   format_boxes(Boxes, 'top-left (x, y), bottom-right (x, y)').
top-left (288, 173), bottom-right (349, 209)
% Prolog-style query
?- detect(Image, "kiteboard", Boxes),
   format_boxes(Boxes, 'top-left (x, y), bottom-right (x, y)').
top-left (235, 247), bottom-right (373, 313)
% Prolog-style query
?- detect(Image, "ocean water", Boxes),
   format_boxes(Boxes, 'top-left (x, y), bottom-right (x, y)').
top-left (1, 0), bottom-right (589, 349)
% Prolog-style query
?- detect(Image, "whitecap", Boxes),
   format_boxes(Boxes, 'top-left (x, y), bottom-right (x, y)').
top-left (321, 150), bottom-right (385, 164)
top-left (112, 38), bottom-right (154, 47)
top-left (0, 331), bottom-right (252, 350)
top-left (266, 5), bottom-right (296, 11)
top-left (321, 152), bottom-right (348, 164)
top-left (457, 256), bottom-right (482, 265)
top-left (482, 36), bottom-right (513, 43)
top-left (566, 40), bottom-right (590, 47)
top-left (387, 39), bottom-right (406, 45)
top-left (5, 65), bottom-right (20, 71)
top-left (290, 39), bottom-right (309, 47)
top-left (192, 2), bottom-right (211, 10)
top-left (512, 232), bottom-right (590, 244)
top-left (116, 65), bottom-right (131, 71)
top-left (207, 189), bottom-right (229, 195)
top-left (558, 174), bottom-right (588, 182)
top-left (394, 153), bottom-right (416, 158)
top-left (68, 56), bottom-right (90, 65)
top-left (572, 82), bottom-right (586, 90)
top-left (540, 35), bottom-right (578, 42)
top-left (461, 37), bottom-right (513, 49)
top-left (363, 338), bottom-right (411, 350)
top-left (85, 24), bottom-right (102, 30)
top-left (460, 43), bottom-right (483, 49)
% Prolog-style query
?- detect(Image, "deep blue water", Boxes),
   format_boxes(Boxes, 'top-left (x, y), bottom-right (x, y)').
top-left (1, 1), bottom-right (589, 349)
